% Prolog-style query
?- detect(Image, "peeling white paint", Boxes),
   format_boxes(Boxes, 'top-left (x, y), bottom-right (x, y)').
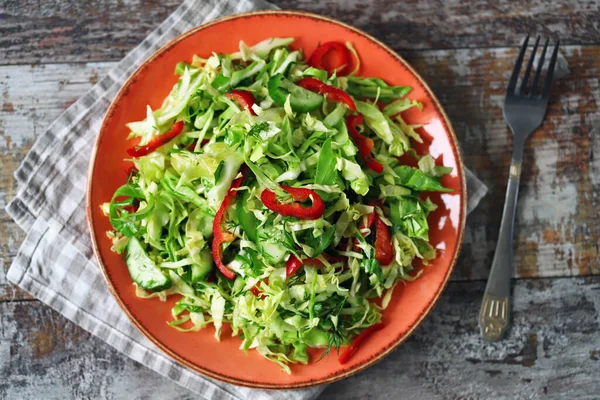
top-left (0, 62), bottom-right (115, 150)
top-left (520, 182), bottom-right (578, 222)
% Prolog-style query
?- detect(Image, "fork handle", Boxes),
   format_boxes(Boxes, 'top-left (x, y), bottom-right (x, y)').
top-left (479, 151), bottom-right (523, 341)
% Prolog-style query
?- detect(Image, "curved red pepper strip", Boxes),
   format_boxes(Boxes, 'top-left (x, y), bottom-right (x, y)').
top-left (374, 215), bottom-right (394, 266)
top-left (261, 185), bottom-right (325, 220)
top-left (338, 323), bottom-right (384, 364)
top-left (296, 77), bottom-right (356, 111)
top-left (286, 256), bottom-right (304, 277)
top-left (225, 90), bottom-right (257, 115)
top-left (286, 254), bottom-right (346, 277)
top-left (308, 41), bottom-right (351, 76)
top-left (127, 121), bottom-right (185, 157)
top-left (363, 153), bottom-right (384, 173)
top-left (346, 115), bottom-right (384, 173)
top-left (353, 201), bottom-right (393, 265)
top-left (212, 166), bottom-right (247, 280)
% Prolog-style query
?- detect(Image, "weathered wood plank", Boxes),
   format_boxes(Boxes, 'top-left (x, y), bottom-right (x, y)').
top-left (1, 277), bottom-right (599, 399)
top-left (272, 0), bottom-right (600, 50)
top-left (0, 0), bottom-right (181, 65)
top-left (1, 0), bottom-right (600, 65)
top-left (0, 61), bottom-right (114, 150)
top-left (0, 62), bottom-right (114, 300)
top-left (324, 276), bottom-right (600, 400)
top-left (0, 300), bottom-right (193, 399)
top-left (1, 46), bottom-right (597, 290)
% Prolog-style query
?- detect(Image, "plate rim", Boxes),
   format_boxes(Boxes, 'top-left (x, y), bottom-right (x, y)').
top-left (86, 9), bottom-right (467, 389)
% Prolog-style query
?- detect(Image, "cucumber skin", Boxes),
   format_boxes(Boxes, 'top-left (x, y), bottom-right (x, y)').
top-left (191, 249), bottom-right (214, 283)
top-left (126, 237), bottom-right (172, 292)
top-left (237, 191), bottom-right (259, 242)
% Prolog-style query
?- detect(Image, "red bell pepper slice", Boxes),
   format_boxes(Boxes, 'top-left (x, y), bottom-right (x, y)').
top-left (286, 256), bottom-right (324, 277)
top-left (127, 121), bottom-right (185, 157)
top-left (286, 254), bottom-right (346, 277)
top-left (225, 90), bottom-right (257, 115)
top-left (374, 215), bottom-right (394, 266)
top-left (296, 77), bottom-right (356, 111)
top-left (286, 255), bottom-right (304, 277)
top-left (250, 278), bottom-right (269, 298)
top-left (212, 165), bottom-right (247, 280)
top-left (308, 41), bottom-right (351, 76)
top-left (346, 115), bottom-right (384, 173)
top-left (249, 285), bottom-right (262, 297)
top-left (261, 185), bottom-right (325, 220)
top-left (353, 201), bottom-right (393, 265)
top-left (338, 323), bottom-right (384, 364)
top-left (362, 154), bottom-right (384, 174)
top-left (361, 210), bottom-right (377, 231)
top-left (353, 208), bottom-right (376, 253)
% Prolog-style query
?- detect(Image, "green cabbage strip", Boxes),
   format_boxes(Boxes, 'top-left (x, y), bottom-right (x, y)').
top-left (102, 38), bottom-right (452, 374)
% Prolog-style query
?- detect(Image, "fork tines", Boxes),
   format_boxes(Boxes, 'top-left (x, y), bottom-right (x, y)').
top-left (506, 35), bottom-right (560, 98)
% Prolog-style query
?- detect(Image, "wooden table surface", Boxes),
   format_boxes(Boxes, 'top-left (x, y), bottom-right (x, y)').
top-left (1, 1), bottom-right (598, 399)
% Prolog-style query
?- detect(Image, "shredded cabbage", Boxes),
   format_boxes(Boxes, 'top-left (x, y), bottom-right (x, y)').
top-left (105, 37), bottom-right (452, 374)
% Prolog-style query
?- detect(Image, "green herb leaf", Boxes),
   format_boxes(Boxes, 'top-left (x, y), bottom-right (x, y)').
top-left (305, 225), bottom-right (336, 257)
top-left (315, 138), bottom-right (339, 186)
top-left (393, 165), bottom-right (453, 192)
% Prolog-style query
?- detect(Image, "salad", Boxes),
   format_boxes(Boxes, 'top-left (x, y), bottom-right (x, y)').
top-left (103, 37), bottom-right (452, 373)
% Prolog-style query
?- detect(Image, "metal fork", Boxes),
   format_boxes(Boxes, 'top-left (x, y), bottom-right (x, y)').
top-left (479, 36), bottom-right (560, 341)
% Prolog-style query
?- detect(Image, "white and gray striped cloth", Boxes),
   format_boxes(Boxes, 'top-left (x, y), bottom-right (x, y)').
top-left (5, 0), bottom-right (488, 399)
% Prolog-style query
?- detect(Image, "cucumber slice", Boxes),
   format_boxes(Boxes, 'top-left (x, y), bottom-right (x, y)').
top-left (237, 191), bottom-right (259, 242)
top-left (191, 248), bottom-right (214, 283)
top-left (126, 237), bottom-right (172, 291)
top-left (261, 241), bottom-right (288, 264)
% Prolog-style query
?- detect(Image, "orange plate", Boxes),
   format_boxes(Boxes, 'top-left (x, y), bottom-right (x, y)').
top-left (87, 10), bottom-right (466, 389)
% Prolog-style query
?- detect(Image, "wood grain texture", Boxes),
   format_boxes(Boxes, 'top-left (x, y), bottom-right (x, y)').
top-left (324, 276), bottom-right (600, 400)
top-left (271, 0), bottom-right (600, 50)
top-left (2, 0), bottom-right (600, 65)
top-left (0, 0), bottom-right (181, 65)
top-left (1, 1), bottom-right (599, 398)
top-left (0, 62), bottom-right (114, 301)
top-left (2, 277), bottom-right (599, 399)
top-left (0, 300), bottom-right (193, 400)
top-left (406, 45), bottom-right (600, 279)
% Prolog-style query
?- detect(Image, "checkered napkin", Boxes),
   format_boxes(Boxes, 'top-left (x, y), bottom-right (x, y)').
top-left (5, 0), bottom-right (488, 398)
